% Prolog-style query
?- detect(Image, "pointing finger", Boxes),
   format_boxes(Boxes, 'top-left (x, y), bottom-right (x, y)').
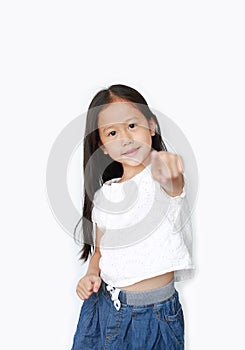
top-left (151, 150), bottom-right (163, 168)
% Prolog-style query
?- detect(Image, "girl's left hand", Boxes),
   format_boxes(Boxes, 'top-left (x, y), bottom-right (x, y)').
top-left (150, 150), bottom-right (184, 197)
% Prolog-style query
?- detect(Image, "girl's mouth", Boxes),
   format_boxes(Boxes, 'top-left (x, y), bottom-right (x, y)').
top-left (122, 147), bottom-right (140, 157)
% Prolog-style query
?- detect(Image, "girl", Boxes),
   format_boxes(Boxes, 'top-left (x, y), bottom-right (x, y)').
top-left (71, 84), bottom-right (195, 349)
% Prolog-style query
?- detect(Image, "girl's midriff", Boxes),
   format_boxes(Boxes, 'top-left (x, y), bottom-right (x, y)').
top-left (118, 271), bottom-right (174, 292)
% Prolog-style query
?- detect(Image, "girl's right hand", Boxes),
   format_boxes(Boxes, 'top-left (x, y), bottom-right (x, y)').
top-left (76, 274), bottom-right (102, 300)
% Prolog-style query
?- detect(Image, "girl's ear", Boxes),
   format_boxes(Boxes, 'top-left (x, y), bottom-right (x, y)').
top-left (149, 118), bottom-right (157, 136)
top-left (101, 146), bottom-right (108, 155)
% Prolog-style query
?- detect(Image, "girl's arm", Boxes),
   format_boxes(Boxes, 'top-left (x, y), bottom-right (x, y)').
top-left (86, 251), bottom-right (101, 276)
top-left (76, 225), bottom-right (104, 299)
top-left (86, 224), bottom-right (104, 276)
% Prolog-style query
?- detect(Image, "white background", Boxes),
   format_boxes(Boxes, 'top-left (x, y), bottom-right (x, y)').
top-left (1, 1), bottom-right (244, 349)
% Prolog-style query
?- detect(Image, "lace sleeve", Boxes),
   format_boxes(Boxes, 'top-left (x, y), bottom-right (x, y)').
top-left (91, 190), bottom-right (106, 233)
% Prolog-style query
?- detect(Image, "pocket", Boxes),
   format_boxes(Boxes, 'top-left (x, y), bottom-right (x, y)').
top-left (76, 292), bottom-right (98, 336)
top-left (164, 291), bottom-right (185, 346)
top-left (156, 290), bottom-right (185, 348)
top-left (71, 293), bottom-right (101, 350)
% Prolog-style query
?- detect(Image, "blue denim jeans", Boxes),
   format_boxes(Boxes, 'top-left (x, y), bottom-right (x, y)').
top-left (71, 279), bottom-right (185, 349)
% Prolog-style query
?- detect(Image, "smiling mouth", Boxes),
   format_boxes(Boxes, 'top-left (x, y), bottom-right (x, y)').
top-left (122, 147), bottom-right (140, 156)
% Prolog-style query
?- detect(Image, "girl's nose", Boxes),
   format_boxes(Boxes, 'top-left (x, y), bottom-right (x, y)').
top-left (121, 130), bottom-right (134, 146)
top-left (122, 138), bottom-right (134, 147)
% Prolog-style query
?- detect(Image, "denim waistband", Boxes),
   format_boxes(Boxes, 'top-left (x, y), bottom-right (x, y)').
top-left (101, 278), bottom-right (175, 310)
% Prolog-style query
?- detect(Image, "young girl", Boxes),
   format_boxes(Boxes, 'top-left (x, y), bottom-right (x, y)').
top-left (71, 84), bottom-right (195, 349)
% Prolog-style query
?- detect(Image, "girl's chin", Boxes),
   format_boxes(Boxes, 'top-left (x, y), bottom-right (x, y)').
top-left (119, 158), bottom-right (142, 166)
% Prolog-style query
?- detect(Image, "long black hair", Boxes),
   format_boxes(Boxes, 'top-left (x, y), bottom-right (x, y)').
top-left (74, 84), bottom-right (168, 262)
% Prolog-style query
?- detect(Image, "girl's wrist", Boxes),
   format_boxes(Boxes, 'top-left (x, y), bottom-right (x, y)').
top-left (86, 270), bottom-right (100, 277)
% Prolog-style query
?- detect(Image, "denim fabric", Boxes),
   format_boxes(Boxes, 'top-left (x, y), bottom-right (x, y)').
top-left (71, 281), bottom-right (185, 350)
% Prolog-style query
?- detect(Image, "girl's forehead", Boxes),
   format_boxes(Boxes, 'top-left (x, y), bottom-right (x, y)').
top-left (97, 101), bottom-right (145, 128)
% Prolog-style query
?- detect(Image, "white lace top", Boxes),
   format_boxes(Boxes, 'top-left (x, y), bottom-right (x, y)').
top-left (91, 163), bottom-right (195, 287)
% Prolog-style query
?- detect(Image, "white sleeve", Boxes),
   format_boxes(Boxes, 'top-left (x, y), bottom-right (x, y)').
top-left (91, 205), bottom-right (98, 224)
top-left (160, 172), bottom-right (189, 232)
top-left (91, 189), bottom-right (106, 232)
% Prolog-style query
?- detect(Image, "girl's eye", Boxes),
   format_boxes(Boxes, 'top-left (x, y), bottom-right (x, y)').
top-left (129, 123), bottom-right (136, 129)
top-left (107, 124), bottom-right (136, 137)
top-left (107, 130), bottom-right (116, 137)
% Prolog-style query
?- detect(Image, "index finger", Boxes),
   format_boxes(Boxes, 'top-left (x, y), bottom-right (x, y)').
top-left (150, 150), bottom-right (166, 169)
top-left (85, 279), bottom-right (93, 292)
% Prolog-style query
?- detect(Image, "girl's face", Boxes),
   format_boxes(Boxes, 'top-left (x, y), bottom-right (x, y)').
top-left (97, 101), bottom-right (156, 167)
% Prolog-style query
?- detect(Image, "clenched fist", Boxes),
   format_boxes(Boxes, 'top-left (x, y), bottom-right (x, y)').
top-left (76, 274), bottom-right (102, 300)
top-left (150, 150), bottom-right (184, 197)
